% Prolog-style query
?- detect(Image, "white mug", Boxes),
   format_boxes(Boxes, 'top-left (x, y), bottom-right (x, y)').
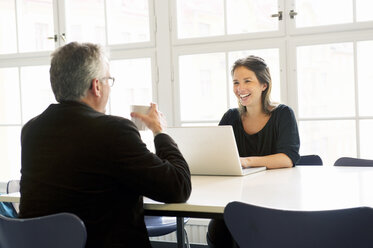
top-left (130, 105), bottom-right (150, 130)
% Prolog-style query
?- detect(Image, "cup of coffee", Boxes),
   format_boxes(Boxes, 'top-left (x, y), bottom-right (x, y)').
top-left (130, 105), bottom-right (150, 130)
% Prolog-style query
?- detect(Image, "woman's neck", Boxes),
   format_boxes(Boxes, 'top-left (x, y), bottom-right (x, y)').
top-left (243, 104), bottom-right (266, 119)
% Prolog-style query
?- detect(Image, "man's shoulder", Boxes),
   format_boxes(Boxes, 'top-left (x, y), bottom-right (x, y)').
top-left (95, 114), bottom-right (139, 138)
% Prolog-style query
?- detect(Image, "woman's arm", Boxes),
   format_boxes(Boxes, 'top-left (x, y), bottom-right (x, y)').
top-left (240, 153), bottom-right (293, 169)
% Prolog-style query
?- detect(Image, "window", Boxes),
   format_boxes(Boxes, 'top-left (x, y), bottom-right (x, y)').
top-left (295, 0), bottom-right (353, 28)
top-left (176, 0), bottom-right (280, 39)
top-left (173, 0), bottom-right (373, 165)
top-left (18, 0), bottom-right (55, 53)
top-left (296, 43), bottom-right (354, 118)
top-left (0, 0), bottom-right (154, 182)
top-left (1, 0), bottom-right (373, 182)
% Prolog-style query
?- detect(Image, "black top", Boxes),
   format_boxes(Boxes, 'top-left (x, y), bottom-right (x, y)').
top-left (219, 104), bottom-right (300, 165)
top-left (19, 101), bottom-right (191, 248)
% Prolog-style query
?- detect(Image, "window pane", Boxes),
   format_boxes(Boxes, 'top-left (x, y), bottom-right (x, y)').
top-left (0, 127), bottom-right (21, 182)
top-left (109, 58), bottom-right (152, 118)
top-left (21, 65), bottom-right (55, 123)
top-left (299, 120), bottom-right (356, 166)
top-left (227, 0), bottom-right (278, 34)
top-left (228, 49), bottom-right (281, 108)
top-left (295, 0), bottom-right (353, 28)
top-left (297, 43), bottom-right (354, 118)
top-left (107, 0), bottom-right (150, 44)
top-left (357, 40), bottom-right (373, 116)
top-left (18, 0), bottom-right (55, 52)
top-left (179, 53), bottom-right (226, 121)
top-left (177, 0), bottom-right (224, 39)
top-left (360, 120), bottom-right (373, 159)
top-left (356, 0), bottom-right (373, 22)
top-left (0, 0), bottom-right (17, 54)
top-left (65, 0), bottom-right (106, 44)
top-left (0, 68), bottom-right (21, 124)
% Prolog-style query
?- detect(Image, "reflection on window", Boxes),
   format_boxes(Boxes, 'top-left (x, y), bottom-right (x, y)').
top-left (0, 127), bottom-right (22, 182)
top-left (0, 68), bottom-right (21, 124)
top-left (109, 58), bottom-right (152, 118)
top-left (0, 0), bottom-right (17, 54)
top-left (106, 0), bottom-right (150, 44)
top-left (227, 0), bottom-right (278, 34)
top-left (20, 66), bottom-right (55, 123)
top-left (295, 0), bottom-right (352, 28)
top-left (297, 43), bottom-right (354, 118)
top-left (176, 0), bottom-right (280, 39)
top-left (18, 0), bottom-right (54, 52)
top-left (65, 0), bottom-right (106, 44)
top-left (177, 0), bottom-right (224, 39)
top-left (360, 120), bottom-right (373, 159)
top-left (299, 120), bottom-right (356, 166)
top-left (179, 53), bottom-right (227, 122)
top-left (356, 0), bottom-right (373, 22)
top-left (357, 40), bottom-right (373, 116)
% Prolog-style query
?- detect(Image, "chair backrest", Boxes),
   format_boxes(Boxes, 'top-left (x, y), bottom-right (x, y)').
top-left (6, 180), bottom-right (20, 214)
top-left (296, 155), bottom-right (323, 166)
top-left (224, 201), bottom-right (373, 248)
top-left (7, 180), bottom-right (20, 194)
top-left (334, 157), bottom-right (373, 167)
top-left (0, 212), bottom-right (87, 248)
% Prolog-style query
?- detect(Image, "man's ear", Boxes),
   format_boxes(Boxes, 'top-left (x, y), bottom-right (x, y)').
top-left (90, 79), bottom-right (101, 97)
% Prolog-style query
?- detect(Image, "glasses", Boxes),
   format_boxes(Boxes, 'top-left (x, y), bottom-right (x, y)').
top-left (100, 76), bottom-right (115, 87)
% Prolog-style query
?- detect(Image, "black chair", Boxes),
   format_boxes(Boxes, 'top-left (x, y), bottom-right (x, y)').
top-left (296, 155), bottom-right (323, 166)
top-left (334, 157), bottom-right (373, 167)
top-left (0, 212), bottom-right (86, 248)
top-left (224, 201), bottom-right (373, 248)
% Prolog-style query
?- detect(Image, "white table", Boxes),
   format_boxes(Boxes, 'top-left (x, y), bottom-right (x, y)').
top-left (3, 166), bottom-right (373, 247)
top-left (145, 166), bottom-right (373, 247)
top-left (145, 166), bottom-right (373, 215)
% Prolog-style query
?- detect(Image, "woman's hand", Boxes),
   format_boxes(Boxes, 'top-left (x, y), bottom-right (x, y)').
top-left (240, 157), bottom-right (253, 168)
top-left (240, 153), bottom-right (293, 169)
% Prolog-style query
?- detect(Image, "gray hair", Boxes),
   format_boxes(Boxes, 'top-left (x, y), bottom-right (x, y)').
top-left (50, 42), bottom-right (108, 102)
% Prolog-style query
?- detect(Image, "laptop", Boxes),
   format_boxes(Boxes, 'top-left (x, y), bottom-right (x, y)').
top-left (167, 126), bottom-right (266, 176)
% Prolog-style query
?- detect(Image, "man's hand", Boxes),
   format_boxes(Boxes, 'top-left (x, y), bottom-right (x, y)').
top-left (130, 103), bottom-right (167, 136)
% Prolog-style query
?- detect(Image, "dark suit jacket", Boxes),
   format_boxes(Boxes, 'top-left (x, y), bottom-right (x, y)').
top-left (19, 101), bottom-right (191, 247)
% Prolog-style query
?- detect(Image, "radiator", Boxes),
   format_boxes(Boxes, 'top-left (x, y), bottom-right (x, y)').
top-left (149, 218), bottom-right (209, 245)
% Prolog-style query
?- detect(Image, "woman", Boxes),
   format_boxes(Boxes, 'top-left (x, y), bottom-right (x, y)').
top-left (206, 55), bottom-right (300, 248)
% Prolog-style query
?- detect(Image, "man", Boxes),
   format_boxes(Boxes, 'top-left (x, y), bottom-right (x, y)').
top-left (19, 42), bottom-right (191, 247)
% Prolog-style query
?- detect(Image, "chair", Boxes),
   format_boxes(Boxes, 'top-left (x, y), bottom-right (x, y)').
top-left (6, 179), bottom-right (20, 213)
top-left (224, 201), bottom-right (373, 248)
top-left (334, 157), bottom-right (373, 167)
top-left (146, 216), bottom-right (190, 247)
top-left (296, 155), bottom-right (323, 166)
top-left (0, 212), bottom-right (86, 248)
